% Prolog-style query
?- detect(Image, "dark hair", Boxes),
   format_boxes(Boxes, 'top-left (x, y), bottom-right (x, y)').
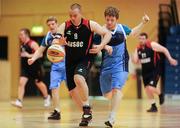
top-left (104, 6), bottom-right (119, 19)
top-left (139, 32), bottom-right (148, 39)
top-left (20, 28), bottom-right (30, 37)
top-left (70, 3), bottom-right (81, 10)
top-left (46, 16), bottom-right (57, 23)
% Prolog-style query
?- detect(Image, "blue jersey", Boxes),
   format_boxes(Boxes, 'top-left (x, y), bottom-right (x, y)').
top-left (95, 24), bottom-right (131, 73)
top-left (41, 32), bottom-right (65, 71)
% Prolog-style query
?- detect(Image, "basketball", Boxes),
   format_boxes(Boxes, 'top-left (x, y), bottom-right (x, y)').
top-left (47, 44), bottom-right (65, 63)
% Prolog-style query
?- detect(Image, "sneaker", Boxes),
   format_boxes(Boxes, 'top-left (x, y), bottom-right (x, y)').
top-left (44, 95), bottom-right (51, 107)
top-left (79, 105), bottom-right (92, 126)
top-left (48, 110), bottom-right (61, 120)
top-left (159, 93), bottom-right (164, 105)
top-left (11, 99), bottom-right (23, 108)
top-left (105, 120), bottom-right (114, 128)
top-left (147, 105), bottom-right (158, 112)
top-left (105, 114), bottom-right (115, 128)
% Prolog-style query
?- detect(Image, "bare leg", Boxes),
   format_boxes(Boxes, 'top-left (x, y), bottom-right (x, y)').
top-left (18, 76), bottom-right (28, 101)
top-left (35, 81), bottom-right (48, 98)
top-left (74, 74), bottom-right (89, 106)
top-left (145, 86), bottom-right (156, 103)
top-left (51, 88), bottom-right (60, 110)
top-left (69, 87), bottom-right (83, 111)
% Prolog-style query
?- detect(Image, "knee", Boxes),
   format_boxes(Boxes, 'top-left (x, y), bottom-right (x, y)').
top-left (19, 80), bottom-right (26, 87)
top-left (74, 74), bottom-right (84, 86)
top-left (112, 88), bottom-right (123, 97)
top-left (69, 88), bottom-right (75, 97)
top-left (145, 86), bottom-right (153, 93)
top-left (35, 80), bottom-right (41, 85)
top-left (104, 92), bottom-right (112, 100)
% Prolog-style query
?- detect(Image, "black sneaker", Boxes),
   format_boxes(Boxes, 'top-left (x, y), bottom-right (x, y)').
top-left (48, 110), bottom-right (61, 120)
top-left (147, 105), bottom-right (158, 112)
top-left (105, 121), bottom-right (113, 128)
top-left (159, 93), bottom-right (165, 105)
top-left (79, 105), bottom-right (92, 126)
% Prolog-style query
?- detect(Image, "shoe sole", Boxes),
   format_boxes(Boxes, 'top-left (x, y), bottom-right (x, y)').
top-left (79, 119), bottom-right (92, 126)
top-left (105, 121), bottom-right (113, 128)
top-left (11, 103), bottom-right (22, 109)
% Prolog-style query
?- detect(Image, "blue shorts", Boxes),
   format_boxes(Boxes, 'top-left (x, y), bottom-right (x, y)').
top-left (50, 69), bottom-right (66, 90)
top-left (100, 71), bottom-right (128, 94)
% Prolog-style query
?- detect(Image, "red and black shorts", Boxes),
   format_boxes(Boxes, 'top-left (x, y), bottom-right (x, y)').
top-left (66, 59), bottom-right (92, 91)
top-left (142, 66), bottom-right (161, 87)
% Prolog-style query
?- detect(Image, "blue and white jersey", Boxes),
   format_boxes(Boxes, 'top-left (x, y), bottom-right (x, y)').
top-left (41, 31), bottom-right (65, 71)
top-left (101, 24), bottom-right (131, 73)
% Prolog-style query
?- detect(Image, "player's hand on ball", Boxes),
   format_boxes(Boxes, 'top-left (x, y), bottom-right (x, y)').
top-left (170, 58), bottom-right (178, 66)
top-left (28, 58), bottom-right (35, 65)
top-left (53, 37), bottom-right (67, 45)
top-left (104, 45), bottom-right (113, 55)
top-left (142, 14), bottom-right (150, 24)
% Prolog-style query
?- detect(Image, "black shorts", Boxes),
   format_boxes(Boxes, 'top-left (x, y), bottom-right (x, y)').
top-left (142, 68), bottom-right (161, 87)
top-left (21, 65), bottom-right (43, 82)
top-left (66, 59), bottom-right (92, 91)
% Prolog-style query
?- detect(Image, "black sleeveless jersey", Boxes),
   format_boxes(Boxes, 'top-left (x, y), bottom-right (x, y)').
top-left (137, 40), bottom-right (160, 74)
top-left (21, 40), bottom-right (40, 69)
top-left (64, 18), bottom-right (94, 64)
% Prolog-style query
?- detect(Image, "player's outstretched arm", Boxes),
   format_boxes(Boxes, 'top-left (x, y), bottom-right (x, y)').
top-left (89, 21), bottom-right (111, 54)
top-left (130, 14), bottom-right (150, 37)
top-left (28, 46), bottom-right (45, 65)
top-left (151, 42), bottom-right (178, 66)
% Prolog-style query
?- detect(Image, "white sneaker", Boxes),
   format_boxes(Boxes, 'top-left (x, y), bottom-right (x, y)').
top-left (44, 95), bottom-right (51, 107)
top-left (11, 99), bottom-right (23, 108)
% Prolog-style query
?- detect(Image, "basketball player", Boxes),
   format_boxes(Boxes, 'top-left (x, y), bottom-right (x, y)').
top-left (132, 32), bottom-right (177, 112)
top-left (52, 3), bottom-right (111, 126)
top-left (11, 28), bottom-right (50, 108)
top-left (28, 17), bottom-right (66, 120)
top-left (94, 7), bottom-right (150, 127)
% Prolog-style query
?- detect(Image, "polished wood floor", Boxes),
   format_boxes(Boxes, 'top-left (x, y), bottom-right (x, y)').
top-left (0, 97), bottom-right (180, 128)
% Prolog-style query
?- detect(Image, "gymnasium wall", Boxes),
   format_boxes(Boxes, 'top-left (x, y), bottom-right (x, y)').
top-left (0, 0), bottom-right (178, 100)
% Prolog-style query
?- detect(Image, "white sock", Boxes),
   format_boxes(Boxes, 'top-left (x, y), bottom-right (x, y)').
top-left (150, 99), bottom-right (156, 105)
top-left (108, 111), bottom-right (115, 123)
top-left (55, 108), bottom-right (60, 112)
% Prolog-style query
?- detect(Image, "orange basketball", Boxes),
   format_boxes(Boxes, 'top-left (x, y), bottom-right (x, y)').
top-left (47, 44), bottom-right (65, 63)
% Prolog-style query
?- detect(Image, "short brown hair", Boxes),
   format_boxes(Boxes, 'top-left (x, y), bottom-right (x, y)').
top-left (104, 6), bottom-right (119, 19)
top-left (46, 16), bottom-right (57, 23)
top-left (20, 28), bottom-right (30, 37)
top-left (70, 3), bottom-right (81, 10)
top-left (140, 32), bottom-right (148, 39)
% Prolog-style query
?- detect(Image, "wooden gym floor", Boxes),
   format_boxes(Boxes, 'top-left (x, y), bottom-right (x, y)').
top-left (0, 97), bottom-right (180, 128)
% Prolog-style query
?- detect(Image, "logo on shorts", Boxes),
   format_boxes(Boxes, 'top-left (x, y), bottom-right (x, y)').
top-left (78, 68), bottom-right (83, 72)
top-left (150, 81), bottom-right (154, 85)
top-left (66, 30), bottom-right (71, 35)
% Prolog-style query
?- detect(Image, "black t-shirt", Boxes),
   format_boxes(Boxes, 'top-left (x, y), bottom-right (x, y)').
top-left (64, 18), bottom-right (94, 65)
top-left (137, 40), bottom-right (161, 74)
top-left (20, 40), bottom-right (41, 70)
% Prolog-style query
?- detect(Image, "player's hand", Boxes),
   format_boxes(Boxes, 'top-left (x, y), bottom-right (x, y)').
top-left (21, 51), bottom-right (29, 57)
top-left (89, 44), bottom-right (104, 54)
top-left (104, 45), bottom-right (113, 55)
top-left (27, 58), bottom-right (35, 65)
top-left (169, 58), bottom-right (178, 66)
top-left (53, 37), bottom-right (67, 45)
top-left (142, 14), bottom-right (150, 24)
